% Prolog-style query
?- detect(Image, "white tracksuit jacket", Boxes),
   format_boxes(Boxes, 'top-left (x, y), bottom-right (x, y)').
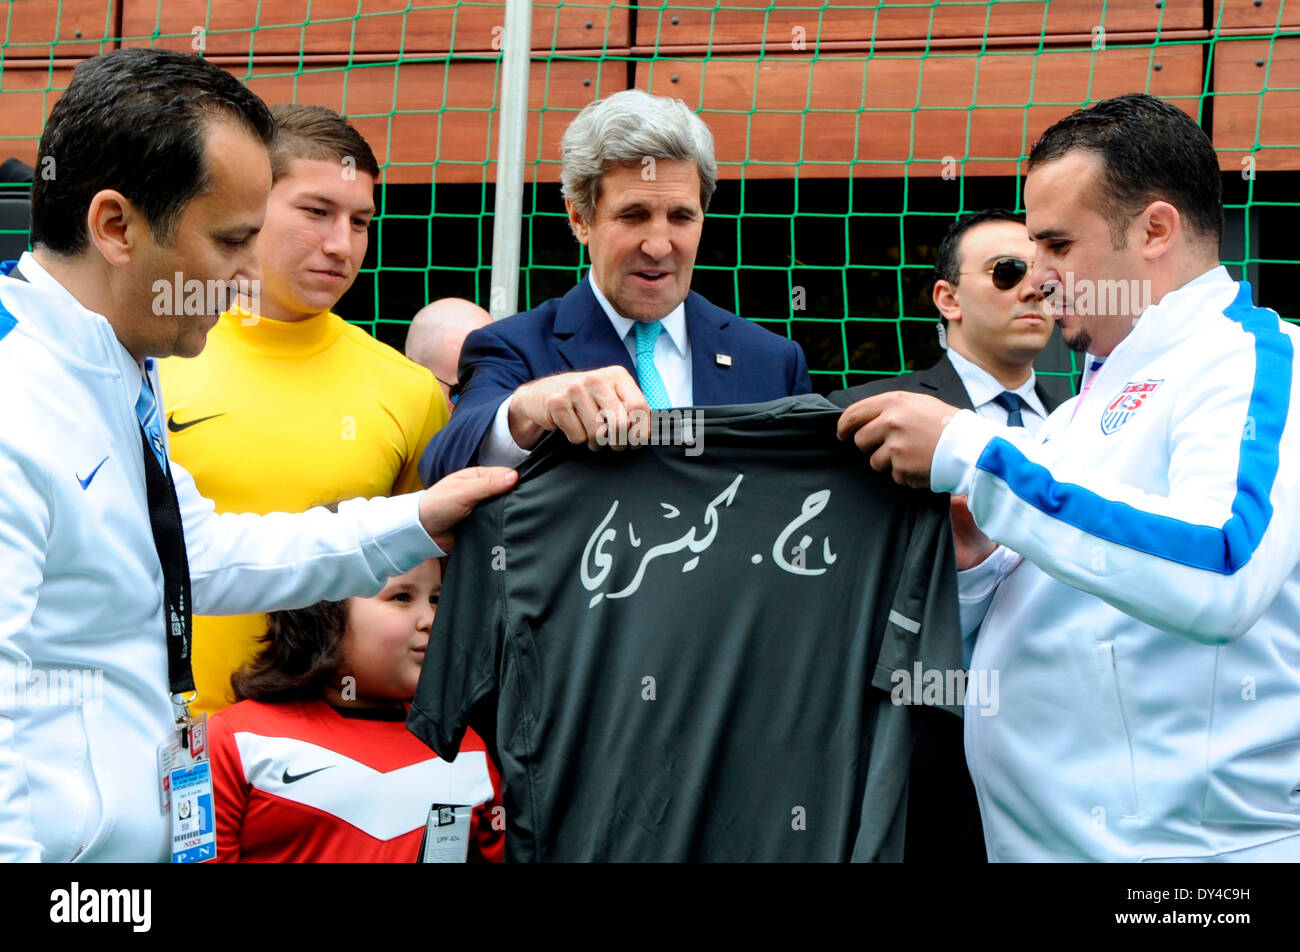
top-left (933, 266), bottom-right (1300, 861)
top-left (0, 253), bottom-right (443, 862)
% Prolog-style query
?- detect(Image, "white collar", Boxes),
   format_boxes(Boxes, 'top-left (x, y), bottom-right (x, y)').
top-left (588, 271), bottom-right (688, 357)
top-left (2, 250), bottom-right (139, 376)
top-left (1093, 264), bottom-right (1237, 365)
top-left (1136, 265), bottom-right (1236, 326)
top-left (1167, 264), bottom-right (1235, 298)
top-left (945, 347), bottom-right (1045, 417)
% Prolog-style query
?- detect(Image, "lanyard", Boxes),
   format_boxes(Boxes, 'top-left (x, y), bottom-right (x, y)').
top-left (1, 260), bottom-right (198, 746)
top-left (136, 377), bottom-right (198, 745)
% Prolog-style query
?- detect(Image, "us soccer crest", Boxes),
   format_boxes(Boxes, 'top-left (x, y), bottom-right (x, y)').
top-left (1100, 379), bottom-right (1164, 435)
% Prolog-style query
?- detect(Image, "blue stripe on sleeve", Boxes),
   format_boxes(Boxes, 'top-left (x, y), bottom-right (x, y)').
top-left (974, 282), bottom-right (1293, 575)
top-left (1, 260), bottom-right (21, 341)
top-left (0, 298), bottom-right (15, 344)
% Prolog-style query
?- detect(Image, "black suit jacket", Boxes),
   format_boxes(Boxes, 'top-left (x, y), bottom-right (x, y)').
top-left (828, 352), bottom-right (1061, 416)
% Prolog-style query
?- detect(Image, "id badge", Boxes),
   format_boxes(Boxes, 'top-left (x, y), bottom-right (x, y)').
top-left (170, 760), bottom-right (216, 863)
top-left (157, 713), bottom-right (208, 811)
top-left (421, 804), bottom-right (471, 863)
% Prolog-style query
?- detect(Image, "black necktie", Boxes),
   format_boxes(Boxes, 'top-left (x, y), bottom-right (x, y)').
top-left (993, 391), bottom-right (1025, 427)
top-left (137, 371), bottom-right (197, 718)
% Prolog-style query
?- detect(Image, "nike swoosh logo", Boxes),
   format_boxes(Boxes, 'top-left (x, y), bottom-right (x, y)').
top-left (167, 411), bottom-right (226, 433)
top-left (76, 456), bottom-right (109, 490)
top-left (282, 766), bottom-right (333, 784)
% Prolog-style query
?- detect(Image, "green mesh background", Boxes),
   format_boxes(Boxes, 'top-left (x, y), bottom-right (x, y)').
top-left (2, 1), bottom-right (1297, 398)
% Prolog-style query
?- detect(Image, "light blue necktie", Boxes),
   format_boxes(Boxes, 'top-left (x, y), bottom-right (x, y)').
top-left (136, 358), bottom-right (169, 471)
top-left (634, 320), bottom-right (671, 410)
top-left (993, 391), bottom-right (1025, 428)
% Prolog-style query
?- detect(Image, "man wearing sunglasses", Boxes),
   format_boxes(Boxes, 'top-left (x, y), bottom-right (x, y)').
top-left (832, 209), bottom-right (1057, 432)
top-left (840, 93), bottom-right (1300, 862)
top-left (830, 208), bottom-right (1057, 863)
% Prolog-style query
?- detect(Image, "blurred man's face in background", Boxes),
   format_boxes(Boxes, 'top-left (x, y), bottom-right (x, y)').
top-left (937, 220), bottom-right (1053, 372)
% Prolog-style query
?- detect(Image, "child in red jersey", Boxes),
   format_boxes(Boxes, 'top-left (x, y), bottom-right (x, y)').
top-left (209, 558), bottom-right (504, 862)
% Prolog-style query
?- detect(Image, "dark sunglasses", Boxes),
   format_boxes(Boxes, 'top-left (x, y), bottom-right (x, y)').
top-left (960, 256), bottom-right (1031, 291)
top-left (437, 378), bottom-right (461, 406)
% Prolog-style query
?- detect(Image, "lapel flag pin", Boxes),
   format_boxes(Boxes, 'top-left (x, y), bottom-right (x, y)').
top-left (715, 354), bottom-right (732, 367)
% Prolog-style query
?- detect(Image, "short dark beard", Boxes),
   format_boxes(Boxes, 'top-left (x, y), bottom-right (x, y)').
top-left (1063, 324), bottom-right (1092, 354)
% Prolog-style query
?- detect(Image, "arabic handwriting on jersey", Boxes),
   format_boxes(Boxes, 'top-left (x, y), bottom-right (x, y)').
top-left (772, 489), bottom-right (837, 577)
top-left (580, 474), bottom-right (836, 608)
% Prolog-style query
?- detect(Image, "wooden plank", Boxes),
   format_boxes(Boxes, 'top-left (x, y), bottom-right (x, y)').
top-left (0, 59), bottom-right (619, 185)
top-left (1214, 0), bottom-right (1300, 31)
top-left (636, 45), bottom-right (1201, 178)
top-left (1, 0), bottom-right (115, 59)
top-left (239, 58), bottom-right (623, 183)
top-left (120, 0), bottom-right (631, 56)
top-left (1212, 37), bottom-right (1300, 172)
top-left (635, 0), bottom-right (1202, 49)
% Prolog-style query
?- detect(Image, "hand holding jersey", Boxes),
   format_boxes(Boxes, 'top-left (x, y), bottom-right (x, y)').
top-left (948, 494), bottom-right (995, 571)
top-left (507, 365), bottom-right (651, 452)
top-left (419, 466), bottom-right (519, 552)
top-left (837, 389), bottom-right (960, 490)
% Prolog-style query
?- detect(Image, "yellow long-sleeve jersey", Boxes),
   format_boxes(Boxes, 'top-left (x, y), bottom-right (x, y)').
top-left (159, 306), bottom-right (448, 715)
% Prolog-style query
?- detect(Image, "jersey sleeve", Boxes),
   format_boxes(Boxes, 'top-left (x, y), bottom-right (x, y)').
top-left (931, 315), bottom-right (1300, 644)
top-left (177, 463), bottom-right (444, 616)
top-left (394, 373), bottom-right (450, 495)
top-left (406, 499), bottom-right (504, 763)
top-left (854, 491), bottom-right (963, 862)
top-left (467, 731), bottom-right (505, 863)
top-left (208, 713), bottom-right (247, 862)
top-left (0, 435), bottom-right (50, 863)
top-left (869, 491), bottom-right (964, 705)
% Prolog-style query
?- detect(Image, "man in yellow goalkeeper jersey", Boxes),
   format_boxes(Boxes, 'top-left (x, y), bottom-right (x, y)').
top-left (160, 104), bottom-right (448, 716)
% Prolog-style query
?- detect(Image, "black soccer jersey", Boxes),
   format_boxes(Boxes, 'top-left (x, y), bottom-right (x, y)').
top-left (408, 394), bottom-right (962, 861)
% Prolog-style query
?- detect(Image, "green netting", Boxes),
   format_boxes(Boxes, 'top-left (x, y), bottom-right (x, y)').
top-left (2, 1), bottom-right (1297, 399)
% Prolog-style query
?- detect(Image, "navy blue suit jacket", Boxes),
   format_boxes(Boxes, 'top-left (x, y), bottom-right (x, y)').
top-left (419, 279), bottom-right (812, 485)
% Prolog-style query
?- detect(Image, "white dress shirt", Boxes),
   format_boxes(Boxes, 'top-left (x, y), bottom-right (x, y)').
top-left (480, 272), bottom-right (694, 467)
top-left (944, 347), bottom-right (1049, 436)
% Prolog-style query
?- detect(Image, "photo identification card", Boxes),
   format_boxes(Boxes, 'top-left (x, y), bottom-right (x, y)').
top-left (170, 760), bottom-right (216, 863)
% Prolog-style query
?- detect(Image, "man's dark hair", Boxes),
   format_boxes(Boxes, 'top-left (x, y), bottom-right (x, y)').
top-left (1028, 92), bottom-right (1222, 251)
top-left (268, 103), bottom-right (380, 183)
top-left (30, 48), bottom-right (276, 255)
top-left (933, 208), bottom-right (1025, 325)
top-left (934, 208), bottom-right (1026, 287)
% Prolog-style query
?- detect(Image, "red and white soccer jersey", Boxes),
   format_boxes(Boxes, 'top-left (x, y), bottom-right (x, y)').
top-left (210, 699), bottom-right (503, 862)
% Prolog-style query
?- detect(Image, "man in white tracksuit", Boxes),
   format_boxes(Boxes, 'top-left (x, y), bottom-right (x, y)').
top-left (840, 94), bottom-right (1300, 860)
top-left (0, 50), bottom-right (515, 862)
